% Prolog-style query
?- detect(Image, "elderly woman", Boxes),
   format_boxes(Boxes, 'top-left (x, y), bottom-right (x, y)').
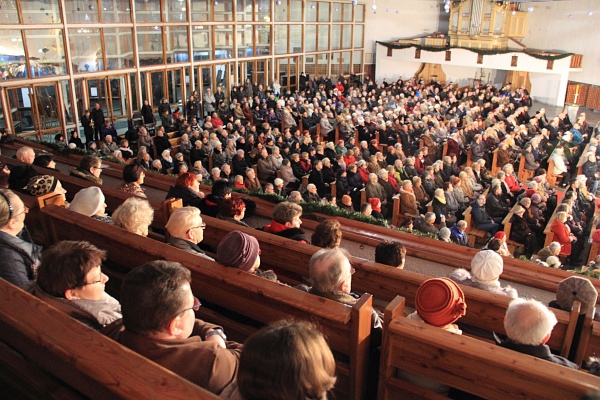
top-left (0, 189), bottom-right (42, 288)
top-left (216, 230), bottom-right (278, 281)
top-left (551, 211), bottom-right (576, 262)
top-left (69, 187), bottom-right (112, 224)
top-left (218, 197), bottom-right (250, 228)
top-left (112, 197), bottom-right (154, 237)
top-left (116, 163), bottom-right (147, 198)
top-left (244, 168), bottom-right (262, 192)
top-left (29, 240), bottom-right (121, 329)
top-left (449, 250), bottom-right (518, 298)
top-left (160, 149), bottom-right (174, 174)
top-left (433, 188), bottom-right (456, 225)
top-left (549, 146), bottom-right (570, 186)
top-left (166, 172), bottom-right (205, 208)
top-left (509, 205), bottom-right (539, 258)
top-left (412, 176), bottom-right (429, 209)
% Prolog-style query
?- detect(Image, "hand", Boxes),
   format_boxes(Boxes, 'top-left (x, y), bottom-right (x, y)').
top-left (441, 215), bottom-right (446, 223)
top-left (204, 334), bottom-right (226, 348)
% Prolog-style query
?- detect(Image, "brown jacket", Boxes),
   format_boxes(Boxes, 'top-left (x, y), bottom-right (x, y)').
top-left (102, 319), bottom-right (243, 395)
top-left (399, 188), bottom-right (419, 217)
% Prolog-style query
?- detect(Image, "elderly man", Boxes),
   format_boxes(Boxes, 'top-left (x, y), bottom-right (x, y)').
top-left (450, 220), bottom-right (469, 247)
top-left (257, 148), bottom-right (276, 183)
top-left (365, 173), bottom-right (388, 217)
top-left (303, 183), bottom-right (321, 203)
top-left (102, 260), bottom-right (243, 395)
top-left (536, 241), bottom-right (561, 261)
top-left (16, 146), bottom-right (35, 165)
top-left (414, 212), bottom-right (446, 235)
top-left (499, 298), bottom-right (578, 369)
top-left (232, 149), bottom-right (248, 177)
top-left (308, 248), bottom-right (382, 329)
top-left (100, 135), bottom-right (118, 156)
top-left (165, 207), bottom-right (214, 261)
top-left (70, 155), bottom-right (106, 185)
top-left (471, 194), bottom-right (500, 236)
top-left (308, 159), bottom-right (327, 197)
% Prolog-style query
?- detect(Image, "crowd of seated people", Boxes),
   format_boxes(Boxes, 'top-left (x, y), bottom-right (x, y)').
top-left (4, 74), bottom-right (600, 396)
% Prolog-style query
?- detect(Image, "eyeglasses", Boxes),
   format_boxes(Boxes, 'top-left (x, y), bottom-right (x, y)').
top-left (178, 296), bottom-right (201, 315)
top-left (186, 223), bottom-right (206, 235)
top-left (79, 269), bottom-right (104, 286)
top-left (13, 206), bottom-right (29, 218)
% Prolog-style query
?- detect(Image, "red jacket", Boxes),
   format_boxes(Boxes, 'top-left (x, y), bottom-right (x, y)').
top-left (550, 219), bottom-right (571, 255)
top-left (504, 174), bottom-right (521, 193)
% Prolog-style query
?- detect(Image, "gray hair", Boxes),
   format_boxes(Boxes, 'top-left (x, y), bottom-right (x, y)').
top-left (504, 298), bottom-right (557, 346)
top-left (309, 248), bottom-right (351, 293)
top-left (549, 242), bottom-right (561, 252)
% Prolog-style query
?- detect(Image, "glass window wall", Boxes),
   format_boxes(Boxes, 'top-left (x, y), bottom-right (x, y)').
top-left (65, 0), bottom-right (99, 23)
top-left (191, 0), bottom-right (210, 22)
top-left (0, 30), bottom-right (27, 79)
top-left (0, 0), bottom-right (19, 25)
top-left (137, 27), bottom-right (165, 66)
top-left (24, 29), bottom-right (67, 77)
top-left (69, 28), bottom-right (103, 73)
top-left (166, 0), bottom-right (188, 22)
top-left (214, 0), bottom-right (233, 21)
top-left (104, 28), bottom-right (134, 70)
top-left (214, 25), bottom-right (234, 59)
top-left (21, 0), bottom-right (61, 24)
top-left (134, 0), bottom-right (161, 23)
top-left (165, 26), bottom-right (189, 63)
top-left (192, 26), bottom-right (212, 61)
top-left (101, 0), bottom-right (131, 23)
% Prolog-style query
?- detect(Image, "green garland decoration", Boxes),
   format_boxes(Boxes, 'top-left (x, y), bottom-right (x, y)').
top-left (377, 41), bottom-right (574, 61)
top-left (567, 268), bottom-right (600, 280)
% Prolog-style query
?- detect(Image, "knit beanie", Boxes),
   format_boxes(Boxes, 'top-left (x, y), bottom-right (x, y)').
top-left (69, 187), bottom-right (105, 217)
top-left (368, 198), bottom-right (381, 212)
top-left (493, 231), bottom-right (505, 240)
top-left (415, 278), bottom-right (467, 327)
top-left (556, 276), bottom-right (598, 314)
top-left (471, 250), bottom-right (503, 284)
top-left (216, 231), bottom-right (260, 272)
top-left (26, 175), bottom-right (57, 197)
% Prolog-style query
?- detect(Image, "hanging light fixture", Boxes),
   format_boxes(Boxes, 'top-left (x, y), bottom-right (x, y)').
top-left (372, 0), bottom-right (377, 14)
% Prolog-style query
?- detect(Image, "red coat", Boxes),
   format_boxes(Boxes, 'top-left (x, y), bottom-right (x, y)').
top-left (550, 219), bottom-right (571, 255)
top-left (504, 174), bottom-right (521, 193)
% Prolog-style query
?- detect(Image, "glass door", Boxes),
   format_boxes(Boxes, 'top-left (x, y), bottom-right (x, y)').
top-left (276, 56), bottom-right (298, 92)
top-left (35, 84), bottom-right (61, 134)
top-left (6, 86), bottom-right (35, 136)
top-left (109, 75), bottom-right (130, 120)
top-left (6, 83), bottom-right (63, 140)
top-left (86, 78), bottom-right (109, 116)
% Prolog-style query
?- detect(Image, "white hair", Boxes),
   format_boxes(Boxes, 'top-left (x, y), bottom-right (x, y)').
top-left (504, 298), bottom-right (557, 346)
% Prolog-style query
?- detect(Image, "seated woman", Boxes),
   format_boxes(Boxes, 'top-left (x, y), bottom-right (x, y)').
top-left (399, 278), bottom-right (467, 395)
top-left (551, 211), bottom-right (578, 266)
top-left (166, 172), bottom-right (205, 208)
top-left (216, 230), bottom-right (278, 281)
top-left (311, 219), bottom-right (342, 249)
top-left (29, 240), bottom-right (121, 329)
top-left (432, 188), bottom-right (456, 225)
top-left (26, 174), bottom-right (67, 203)
top-left (509, 205), bottom-right (539, 258)
top-left (112, 197), bottom-right (154, 237)
top-left (0, 189), bottom-right (42, 289)
top-left (218, 197), bottom-right (250, 228)
top-left (69, 186), bottom-right (112, 224)
top-left (220, 320), bottom-right (336, 400)
top-left (117, 163), bottom-right (147, 198)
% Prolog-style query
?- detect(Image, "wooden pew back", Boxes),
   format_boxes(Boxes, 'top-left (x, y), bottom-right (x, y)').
top-left (40, 205), bottom-right (375, 400)
top-left (0, 279), bottom-right (217, 399)
top-left (378, 304), bottom-right (600, 400)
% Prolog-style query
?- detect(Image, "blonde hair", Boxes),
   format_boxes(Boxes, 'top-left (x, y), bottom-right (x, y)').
top-left (237, 320), bottom-right (336, 400)
top-left (556, 211), bottom-right (568, 223)
top-left (112, 197), bottom-right (154, 236)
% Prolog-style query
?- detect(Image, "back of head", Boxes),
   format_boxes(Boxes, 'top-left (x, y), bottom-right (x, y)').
top-left (112, 197), bottom-right (154, 236)
top-left (8, 165), bottom-right (37, 190)
top-left (311, 219), bottom-right (342, 249)
top-left (121, 260), bottom-right (191, 335)
top-left (471, 250), bottom-right (503, 284)
top-left (37, 241), bottom-right (106, 297)
top-left (211, 180), bottom-right (233, 198)
top-left (375, 240), bottom-right (406, 268)
top-left (70, 187), bottom-right (105, 217)
top-left (309, 248), bottom-right (349, 293)
top-left (504, 298), bottom-right (557, 346)
top-left (216, 230), bottom-right (260, 272)
top-left (80, 155), bottom-right (99, 171)
top-left (273, 201), bottom-right (302, 225)
top-left (123, 163), bottom-right (144, 183)
top-left (237, 320), bottom-right (336, 400)
top-left (555, 276), bottom-right (598, 314)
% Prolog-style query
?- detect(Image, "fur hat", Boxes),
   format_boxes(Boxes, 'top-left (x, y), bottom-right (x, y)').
top-left (545, 256), bottom-right (561, 269)
top-left (26, 175), bottom-right (57, 197)
top-left (216, 231), bottom-right (260, 272)
top-left (415, 278), bottom-right (467, 327)
top-left (556, 276), bottom-right (598, 314)
top-left (69, 187), bottom-right (105, 217)
top-left (471, 250), bottom-right (503, 284)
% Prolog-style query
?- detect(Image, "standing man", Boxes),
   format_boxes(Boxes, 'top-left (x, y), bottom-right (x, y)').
top-left (81, 109), bottom-right (94, 144)
top-left (90, 103), bottom-right (105, 142)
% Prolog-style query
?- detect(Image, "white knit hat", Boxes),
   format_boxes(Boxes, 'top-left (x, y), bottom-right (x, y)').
top-left (69, 187), bottom-right (105, 217)
top-left (471, 250), bottom-right (503, 283)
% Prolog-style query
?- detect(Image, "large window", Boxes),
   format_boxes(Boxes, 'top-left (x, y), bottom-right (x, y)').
top-left (69, 28), bottom-right (103, 73)
top-left (24, 29), bottom-right (67, 77)
top-left (0, 30), bottom-right (27, 79)
top-left (104, 28), bottom-right (134, 70)
top-left (137, 27), bottom-right (165, 66)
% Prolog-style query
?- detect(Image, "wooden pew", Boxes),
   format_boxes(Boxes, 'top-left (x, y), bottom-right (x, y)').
top-left (466, 147), bottom-right (473, 167)
top-left (193, 215), bottom-right (577, 357)
top-left (40, 205), bottom-right (375, 400)
top-left (501, 204), bottom-right (526, 256)
top-left (0, 279), bottom-right (217, 399)
top-left (490, 148), bottom-right (500, 175)
top-left (518, 154), bottom-right (535, 182)
top-left (377, 297), bottom-right (600, 400)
